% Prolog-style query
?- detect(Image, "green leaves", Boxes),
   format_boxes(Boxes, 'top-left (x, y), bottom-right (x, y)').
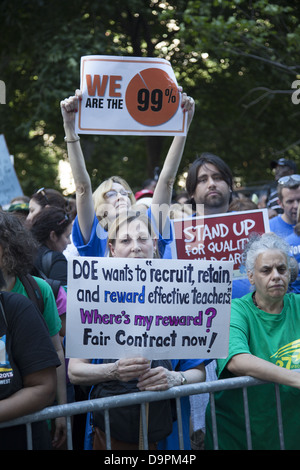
top-left (0, 0), bottom-right (300, 195)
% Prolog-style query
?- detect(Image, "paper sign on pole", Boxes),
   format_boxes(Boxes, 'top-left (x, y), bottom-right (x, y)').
top-left (171, 209), bottom-right (270, 278)
top-left (75, 55), bottom-right (186, 136)
top-left (66, 257), bottom-right (233, 360)
top-left (0, 135), bottom-right (23, 207)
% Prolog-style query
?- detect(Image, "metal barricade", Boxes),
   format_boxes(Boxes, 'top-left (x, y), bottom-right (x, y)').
top-left (0, 375), bottom-right (285, 450)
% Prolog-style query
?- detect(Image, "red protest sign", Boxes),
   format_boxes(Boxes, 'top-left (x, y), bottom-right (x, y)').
top-left (172, 209), bottom-right (270, 275)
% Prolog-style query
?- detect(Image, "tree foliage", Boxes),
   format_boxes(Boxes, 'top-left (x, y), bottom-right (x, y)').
top-left (0, 0), bottom-right (300, 196)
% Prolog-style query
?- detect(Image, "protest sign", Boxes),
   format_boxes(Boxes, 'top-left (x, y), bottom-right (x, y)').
top-left (75, 55), bottom-right (186, 136)
top-left (66, 257), bottom-right (233, 360)
top-left (171, 209), bottom-right (270, 278)
top-left (0, 135), bottom-right (23, 207)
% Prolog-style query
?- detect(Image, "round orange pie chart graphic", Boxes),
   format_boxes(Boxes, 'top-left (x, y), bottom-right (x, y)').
top-left (125, 68), bottom-right (179, 126)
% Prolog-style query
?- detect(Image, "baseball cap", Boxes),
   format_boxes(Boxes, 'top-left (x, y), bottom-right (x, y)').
top-left (270, 158), bottom-right (297, 172)
top-left (134, 189), bottom-right (154, 201)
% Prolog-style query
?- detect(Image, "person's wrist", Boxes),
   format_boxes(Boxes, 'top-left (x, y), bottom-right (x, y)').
top-left (179, 371), bottom-right (187, 385)
top-left (63, 123), bottom-right (77, 140)
top-left (63, 129), bottom-right (79, 142)
top-left (107, 360), bottom-right (119, 381)
top-left (64, 136), bottom-right (80, 143)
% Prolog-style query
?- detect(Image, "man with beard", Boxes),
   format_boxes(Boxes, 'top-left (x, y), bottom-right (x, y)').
top-left (185, 153), bottom-right (233, 216)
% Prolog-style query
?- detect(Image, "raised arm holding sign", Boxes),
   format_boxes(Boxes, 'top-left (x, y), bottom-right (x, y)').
top-left (60, 80), bottom-right (194, 259)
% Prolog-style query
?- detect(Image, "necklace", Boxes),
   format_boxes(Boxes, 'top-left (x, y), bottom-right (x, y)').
top-left (252, 292), bottom-right (262, 310)
top-left (252, 291), bottom-right (283, 314)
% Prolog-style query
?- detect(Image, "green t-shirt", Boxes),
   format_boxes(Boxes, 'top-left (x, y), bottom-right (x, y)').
top-left (205, 292), bottom-right (300, 450)
top-left (12, 276), bottom-right (61, 337)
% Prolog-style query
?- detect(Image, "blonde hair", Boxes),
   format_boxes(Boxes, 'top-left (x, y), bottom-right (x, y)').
top-left (92, 176), bottom-right (136, 227)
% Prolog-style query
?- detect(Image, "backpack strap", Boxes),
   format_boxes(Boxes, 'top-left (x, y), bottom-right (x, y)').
top-left (41, 250), bottom-right (53, 278)
top-left (0, 293), bottom-right (7, 327)
top-left (31, 265), bottom-right (61, 299)
top-left (19, 274), bottom-right (44, 314)
top-left (46, 278), bottom-right (61, 299)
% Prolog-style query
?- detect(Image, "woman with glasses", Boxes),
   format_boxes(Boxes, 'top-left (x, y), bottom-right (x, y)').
top-left (60, 89), bottom-right (195, 259)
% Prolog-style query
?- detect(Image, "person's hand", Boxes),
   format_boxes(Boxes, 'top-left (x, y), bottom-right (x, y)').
top-left (112, 357), bottom-right (151, 382)
top-left (180, 92), bottom-right (195, 129)
top-left (137, 366), bottom-right (180, 391)
top-left (60, 90), bottom-right (82, 136)
top-left (52, 416), bottom-right (67, 449)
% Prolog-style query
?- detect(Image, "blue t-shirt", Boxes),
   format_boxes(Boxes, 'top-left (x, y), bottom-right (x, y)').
top-left (269, 215), bottom-right (295, 238)
top-left (72, 214), bottom-right (108, 257)
top-left (286, 231), bottom-right (300, 293)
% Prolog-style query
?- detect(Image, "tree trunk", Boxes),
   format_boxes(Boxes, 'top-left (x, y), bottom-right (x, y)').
top-left (144, 135), bottom-right (165, 177)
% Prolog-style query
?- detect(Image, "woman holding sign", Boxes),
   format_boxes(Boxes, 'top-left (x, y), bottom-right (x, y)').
top-left (205, 232), bottom-right (300, 450)
top-left (60, 89), bottom-right (194, 259)
top-left (68, 210), bottom-right (206, 450)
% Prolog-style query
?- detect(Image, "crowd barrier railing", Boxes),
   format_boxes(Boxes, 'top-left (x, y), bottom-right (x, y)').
top-left (0, 375), bottom-right (285, 450)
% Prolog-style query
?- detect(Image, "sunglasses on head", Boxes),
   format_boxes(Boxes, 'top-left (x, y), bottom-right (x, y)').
top-left (35, 187), bottom-right (50, 204)
top-left (278, 175), bottom-right (300, 187)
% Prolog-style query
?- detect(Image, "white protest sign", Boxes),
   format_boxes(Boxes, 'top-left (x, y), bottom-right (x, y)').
top-left (66, 257), bottom-right (233, 360)
top-left (0, 135), bottom-right (23, 207)
top-left (75, 55), bottom-right (187, 136)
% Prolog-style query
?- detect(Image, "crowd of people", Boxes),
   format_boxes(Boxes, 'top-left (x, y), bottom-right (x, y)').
top-left (1, 85), bottom-right (300, 451)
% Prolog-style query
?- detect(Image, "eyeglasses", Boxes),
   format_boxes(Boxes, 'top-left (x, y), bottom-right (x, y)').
top-left (104, 189), bottom-right (132, 199)
top-left (278, 175), bottom-right (300, 187)
top-left (35, 187), bottom-right (49, 204)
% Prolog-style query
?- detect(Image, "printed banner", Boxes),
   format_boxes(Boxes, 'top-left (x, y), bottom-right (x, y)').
top-left (65, 257), bottom-right (233, 360)
top-left (171, 209), bottom-right (270, 278)
top-left (75, 55), bottom-right (187, 136)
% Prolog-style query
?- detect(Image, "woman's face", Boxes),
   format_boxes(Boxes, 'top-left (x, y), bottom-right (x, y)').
top-left (248, 249), bottom-right (290, 302)
top-left (100, 182), bottom-right (131, 219)
top-left (27, 199), bottom-right (42, 224)
top-left (109, 219), bottom-right (156, 259)
top-left (49, 224), bottom-right (72, 253)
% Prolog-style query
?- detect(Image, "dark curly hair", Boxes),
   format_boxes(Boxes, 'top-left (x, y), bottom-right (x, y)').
top-left (0, 211), bottom-right (38, 276)
top-left (30, 206), bottom-right (72, 245)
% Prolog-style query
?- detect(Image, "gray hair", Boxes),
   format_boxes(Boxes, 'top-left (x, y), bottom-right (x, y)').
top-left (243, 232), bottom-right (291, 273)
